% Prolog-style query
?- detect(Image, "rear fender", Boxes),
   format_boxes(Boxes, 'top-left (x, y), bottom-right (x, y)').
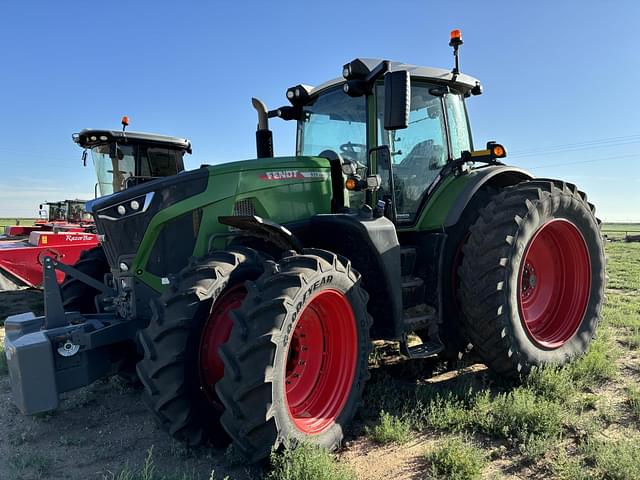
top-left (443, 166), bottom-right (532, 228)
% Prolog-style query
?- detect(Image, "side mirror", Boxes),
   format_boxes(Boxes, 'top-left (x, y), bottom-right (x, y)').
top-left (384, 70), bottom-right (410, 131)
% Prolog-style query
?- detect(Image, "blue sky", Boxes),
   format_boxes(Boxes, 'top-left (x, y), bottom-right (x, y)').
top-left (0, 1), bottom-right (638, 221)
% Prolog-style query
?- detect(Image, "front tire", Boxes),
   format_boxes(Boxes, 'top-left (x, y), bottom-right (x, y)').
top-left (216, 249), bottom-right (372, 462)
top-left (136, 247), bottom-right (266, 445)
top-left (458, 180), bottom-right (605, 377)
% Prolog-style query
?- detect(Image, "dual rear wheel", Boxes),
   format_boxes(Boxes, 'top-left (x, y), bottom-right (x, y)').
top-left (136, 247), bottom-right (371, 460)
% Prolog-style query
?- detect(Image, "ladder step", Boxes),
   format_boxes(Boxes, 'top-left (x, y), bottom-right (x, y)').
top-left (400, 246), bottom-right (418, 277)
top-left (404, 340), bottom-right (444, 359)
top-left (401, 276), bottom-right (425, 308)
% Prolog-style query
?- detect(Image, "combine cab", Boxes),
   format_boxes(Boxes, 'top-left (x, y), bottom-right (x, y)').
top-left (1, 199), bottom-right (93, 239)
top-left (0, 121), bottom-right (191, 290)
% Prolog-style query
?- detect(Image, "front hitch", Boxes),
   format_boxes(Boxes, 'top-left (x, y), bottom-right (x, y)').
top-left (3, 256), bottom-right (138, 415)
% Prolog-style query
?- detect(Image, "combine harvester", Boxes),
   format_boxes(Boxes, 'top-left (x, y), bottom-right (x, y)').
top-left (0, 119), bottom-right (191, 290)
top-left (1, 199), bottom-right (93, 240)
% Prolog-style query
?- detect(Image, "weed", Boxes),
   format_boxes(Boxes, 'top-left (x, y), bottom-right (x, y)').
top-left (569, 331), bottom-right (619, 386)
top-left (627, 385), bottom-right (640, 420)
top-left (524, 366), bottom-right (576, 403)
top-left (581, 437), bottom-right (640, 480)
top-left (421, 392), bottom-right (474, 432)
top-left (517, 433), bottom-right (557, 462)
top-left (9, 451), bottom-right (54, 479)
top-left (475, 387), bottom-right (564, 442)
top-left (552, 450), bottom-right (591, 480)
top-left (424, 437), bottom-right (486, 480)
top-left (101, 447), bottom-right (204, 480)
top-left (367, 410), bottom-right (413, 444)
top-left (267, 442), bottom-right (355, 480)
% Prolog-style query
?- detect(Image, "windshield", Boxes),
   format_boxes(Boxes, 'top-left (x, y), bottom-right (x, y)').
top-left (91, 144), bottom-right (136, 196)
top-left (90, 144), bottom-right (186, 196)
top-left (297, 86), bottom-right (367, 165)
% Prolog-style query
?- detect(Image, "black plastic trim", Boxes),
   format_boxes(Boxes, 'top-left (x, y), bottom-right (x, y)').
top-left (443, 165), bottom-right (532, 227)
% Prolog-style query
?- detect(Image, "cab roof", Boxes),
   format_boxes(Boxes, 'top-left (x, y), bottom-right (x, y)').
top-left (309, 58), bottom-right (481, 97)
top-left (73, 129), bottom-right (192, 153)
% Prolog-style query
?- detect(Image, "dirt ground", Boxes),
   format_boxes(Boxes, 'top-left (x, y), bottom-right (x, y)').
top-left (0, 291), bottom-right (257, 480)
top-left (1, 266), bottom-right (639, 480)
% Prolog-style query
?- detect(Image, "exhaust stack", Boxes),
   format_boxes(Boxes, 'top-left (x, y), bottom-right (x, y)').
top-left (252, 98), bottom-right (273, 158)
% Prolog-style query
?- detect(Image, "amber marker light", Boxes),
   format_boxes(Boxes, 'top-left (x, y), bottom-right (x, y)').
top-left (492, 144), bottom-right (506, 158)
top-left (450, 29), bottom-right (462, 42)
top-left (121, 115), bottom-right (129, 127)
top-left (345, 178), bottom-right (358, 190)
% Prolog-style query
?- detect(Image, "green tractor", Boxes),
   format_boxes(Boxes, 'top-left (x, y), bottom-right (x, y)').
top-left (5, 32), bottom-right (605, 462)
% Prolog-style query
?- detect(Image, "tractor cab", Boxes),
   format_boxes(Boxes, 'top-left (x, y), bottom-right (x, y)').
top-left (73, 123), bottom-right (192, 197)
top-left (38, 199), bottom-right (92, 224)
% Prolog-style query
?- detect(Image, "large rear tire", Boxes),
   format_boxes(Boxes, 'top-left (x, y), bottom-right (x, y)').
top-left (135, 247), bottom-right (266, 445)
top-left (216, 249), bottom-right (372, 462)
top-left (59, 246), bottom-right (109, 313)
top-left (458, 180), bottom-right (605, 377)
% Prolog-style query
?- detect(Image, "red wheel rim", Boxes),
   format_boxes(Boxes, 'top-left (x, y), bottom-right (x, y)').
top-left (199, 284), bottom-right (246, 406)
top-left (285, 289), bottom-right (358, 435)
top-left (518, 219), bottom-right (591, 349)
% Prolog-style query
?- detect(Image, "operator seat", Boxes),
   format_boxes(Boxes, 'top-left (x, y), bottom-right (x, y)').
top-left (399, 140), bottom-right (445, 171)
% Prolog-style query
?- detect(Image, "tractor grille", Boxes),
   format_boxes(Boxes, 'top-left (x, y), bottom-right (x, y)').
top-left (233, 199), bottom-right (257, 217)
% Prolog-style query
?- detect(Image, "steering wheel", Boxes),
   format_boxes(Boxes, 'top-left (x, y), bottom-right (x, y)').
top-left (340, 142), bottom-right (367, 161)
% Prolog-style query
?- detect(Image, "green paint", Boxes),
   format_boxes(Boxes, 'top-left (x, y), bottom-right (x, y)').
top-left (132, 156), bottom-right (333, 291)
top-left (410, 173), bottom-right (473, 231)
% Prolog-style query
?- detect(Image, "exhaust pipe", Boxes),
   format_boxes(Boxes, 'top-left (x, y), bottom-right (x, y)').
top-left (252, 97), bottom-right (273, 158)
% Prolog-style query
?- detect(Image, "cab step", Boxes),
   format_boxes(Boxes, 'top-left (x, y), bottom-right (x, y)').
top-left (402, 276), bottom-right (425, 308)
top-left (400, 246), bottom-right (418, 277)
top-left (400, 335), bottom-right (444, 359)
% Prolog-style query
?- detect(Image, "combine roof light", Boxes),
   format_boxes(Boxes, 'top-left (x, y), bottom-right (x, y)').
top-left (90, 136), bottom-right (97, 141)
top-left (287, 90), bottom-right (295, 100)
top-left (119, 262), bottom-right (129, 272)
top-left (117, 205), bottom-right (126, 215)
top-left (130, 200), bottom-right (140, 211)
top-left (99, 135), bottom-right (108, 141)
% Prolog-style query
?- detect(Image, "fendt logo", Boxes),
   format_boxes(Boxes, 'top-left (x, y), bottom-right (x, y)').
top-left (259, 170), bottom-right (304, 180)
top-left (259, 170), bottom-right (328, 181)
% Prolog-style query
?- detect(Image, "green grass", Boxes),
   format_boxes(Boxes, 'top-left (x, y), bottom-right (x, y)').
top-left (424, 437), bottom-right (487, 480)
top-left (580, 437), bottom-right (640, 480)
top-left (367, 410), bottom-right (413, 444)
top-left (568, 331), bottom-right (619, 386)
top-left (0, 218), bottom-right (37, 229)
top-left (524, 365), bottom-right (576, 403)
top-left (475, 388), bottom-right (564, 442)
top-left (101, 447), bottom-right (217, 480)
top-left (267, 443), bottom-right (355, 480)
top-left (627, 385), bottom-right (640, 421)
top-left (9, 451), bottom-right (54, 479)
top-left (605, 242), bottom-right (640, 292)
